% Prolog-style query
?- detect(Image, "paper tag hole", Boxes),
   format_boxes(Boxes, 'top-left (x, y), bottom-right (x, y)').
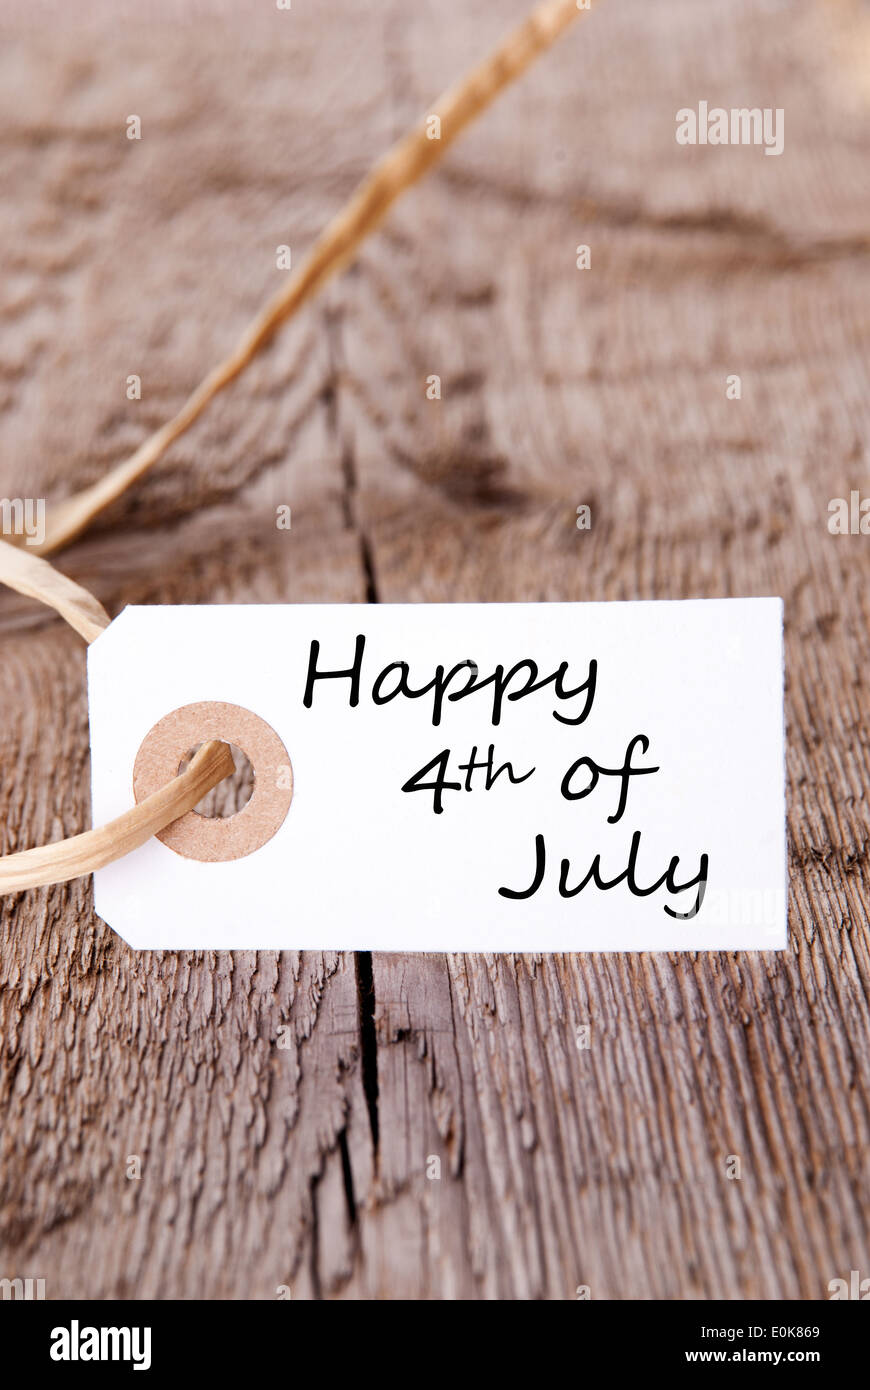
top-left (177, 743), bottom-right (256, 819)
top-left (133, 701), bottom-right (292, 862)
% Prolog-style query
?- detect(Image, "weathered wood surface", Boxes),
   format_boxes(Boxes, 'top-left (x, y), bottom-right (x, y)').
top-left (1, 0), bottom-right (869, 1299)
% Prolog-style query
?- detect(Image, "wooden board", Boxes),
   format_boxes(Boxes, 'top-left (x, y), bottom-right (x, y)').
top-left (0, 0), bottom-right (869, 1299)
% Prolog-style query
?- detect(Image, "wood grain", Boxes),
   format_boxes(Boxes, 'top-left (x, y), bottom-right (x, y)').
top-left (0, 0), bottom-right (868, 1299)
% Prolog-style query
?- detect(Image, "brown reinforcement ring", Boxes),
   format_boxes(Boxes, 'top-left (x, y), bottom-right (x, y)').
top-left (132, 701), bottom-right (294, 862)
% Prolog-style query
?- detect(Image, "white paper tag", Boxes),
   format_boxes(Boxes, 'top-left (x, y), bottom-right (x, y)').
top-left (88, 600), bottom-right (786, 952)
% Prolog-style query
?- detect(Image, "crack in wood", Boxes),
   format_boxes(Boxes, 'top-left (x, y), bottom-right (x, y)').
top-left (355, 951), bottom-right (380, 1161)
top-left (323, 303), bottom-right (382, 1174)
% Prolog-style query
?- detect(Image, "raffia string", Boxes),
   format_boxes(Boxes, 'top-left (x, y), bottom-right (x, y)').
top-left (22, 0), bottom-right (593, 556)
top-left (0, 539), bottom-right (111, 643)
top-left (0, 539), bottom-right (235, 892)
top-left (0, 740), bottom-right (235, 894)
top-left (0, 0), bottom-right (593, 894)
